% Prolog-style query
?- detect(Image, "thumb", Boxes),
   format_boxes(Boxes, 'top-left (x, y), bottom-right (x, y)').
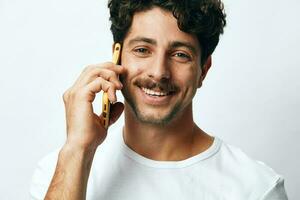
top-left (108, 102), bottom-right (124, 126)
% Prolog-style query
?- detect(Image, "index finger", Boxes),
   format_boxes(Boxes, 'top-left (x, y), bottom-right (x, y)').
top-left (101, 62), bottom-right (127, 75)
top-left (73, 62), bottom-right (126, 88)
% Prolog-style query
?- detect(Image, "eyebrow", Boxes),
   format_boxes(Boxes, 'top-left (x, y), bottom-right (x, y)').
top-left (128, 36), bottom-right (198, 55)
top-left (128, 37), bottom-right (157, 46)
top-left (169, 41), bottom-right (197, 56)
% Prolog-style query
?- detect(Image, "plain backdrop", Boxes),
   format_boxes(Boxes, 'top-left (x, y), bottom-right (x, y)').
top-left (0, 0), bottom-right (299, 199)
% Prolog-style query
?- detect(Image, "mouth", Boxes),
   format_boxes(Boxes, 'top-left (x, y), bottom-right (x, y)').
top-left (137, 86), bottom-right (177, 106)
top-left (132, 78), bottom-right (178, 105)
top-left (141, 87), bottom-right (172, 97)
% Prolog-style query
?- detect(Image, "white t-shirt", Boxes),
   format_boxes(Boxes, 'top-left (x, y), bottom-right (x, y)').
top-left (30, 128), bottom-right (288, 200)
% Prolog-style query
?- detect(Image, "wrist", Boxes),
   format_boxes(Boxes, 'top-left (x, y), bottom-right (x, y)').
top-left (60, 142), bottom-right (97, 169)
top-left (63, 136), bottom-right (100, 154)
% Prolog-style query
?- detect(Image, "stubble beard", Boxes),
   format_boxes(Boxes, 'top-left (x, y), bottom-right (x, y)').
top-left (123, 90), bottom-right (182, 126)
top-left (121, 81), bottom-right (182, 126)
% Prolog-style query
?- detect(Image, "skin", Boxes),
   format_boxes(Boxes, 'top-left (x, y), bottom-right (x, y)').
top-left (45, 7), bottom-right (213, 200)
top-left (121, 8), bottom-right (213, 160)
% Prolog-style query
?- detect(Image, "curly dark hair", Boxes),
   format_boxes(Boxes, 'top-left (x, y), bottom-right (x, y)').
top-left (108, 0), bottom-right (226, 66)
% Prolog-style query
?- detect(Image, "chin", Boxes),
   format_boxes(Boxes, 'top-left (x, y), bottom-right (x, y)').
top-left (129, 101), bottom-right (182, 126)
top-left (122, 85), bottom-right (185, 126)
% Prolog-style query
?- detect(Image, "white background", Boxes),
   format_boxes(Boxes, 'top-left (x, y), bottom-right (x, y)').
top-left (0, 0), bottom-right (299, 199)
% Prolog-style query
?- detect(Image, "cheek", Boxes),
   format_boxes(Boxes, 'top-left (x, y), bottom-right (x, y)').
top-left (188, 66), bottom-right (202, 88)
top-left (121, 52), bottom-right (144, 79)
top-left (174, 65), bottom-right (200, 87)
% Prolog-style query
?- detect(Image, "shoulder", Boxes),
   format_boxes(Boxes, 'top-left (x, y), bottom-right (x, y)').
top-left (215, 138), bottom-right (287, 198)
top-left (219, 140), bottom-right (279, 179)
top-left (29, 129), bottom-right (121, 199)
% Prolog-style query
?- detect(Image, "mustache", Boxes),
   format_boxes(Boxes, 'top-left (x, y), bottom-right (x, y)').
top-left (133, 77), bottom-right (179, 93)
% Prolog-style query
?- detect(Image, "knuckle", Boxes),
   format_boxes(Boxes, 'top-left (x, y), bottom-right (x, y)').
top-left (96, 76), bottom-right (104, 83)
top-left (103, 81), bottom-right (112, 92)
top-left (106, 70), bottom-right (116, 78)
top-left (62, 92), bottom-right (68, 103)
top-left (63, 89), bottom-right (71, 103)
top-left (95, 77), bottom-right (107, 91)
top-left (108, 83), bottom-right (116, 90)
top-left (68, 89), bottom-right (78, 99)
top-left (83, 65), bottom-right (95, 72)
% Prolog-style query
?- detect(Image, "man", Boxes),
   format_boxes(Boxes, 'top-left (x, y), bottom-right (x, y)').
top-left (30, 0), bottom-right (288, 199)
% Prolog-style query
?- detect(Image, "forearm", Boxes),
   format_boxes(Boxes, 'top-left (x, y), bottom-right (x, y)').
top-left (43, 61), bottom-right (124, 199)
top-left (44, 144), bottom-right (96, 200)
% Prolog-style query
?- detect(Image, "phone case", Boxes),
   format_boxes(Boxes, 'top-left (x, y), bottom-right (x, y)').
top-left (101, 43), bottom-right (121, 129)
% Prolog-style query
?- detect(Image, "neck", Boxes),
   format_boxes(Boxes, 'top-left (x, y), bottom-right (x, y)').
top-left (123, 103), bottom-right (213, 161)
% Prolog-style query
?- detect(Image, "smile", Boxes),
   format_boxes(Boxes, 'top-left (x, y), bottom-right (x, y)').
top-left (141, 87), bottom-right (169, 96)
top-left (137, 86), bottom-right (175, 106)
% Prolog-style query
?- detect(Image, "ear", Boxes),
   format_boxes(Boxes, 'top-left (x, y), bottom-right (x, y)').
top-left (197, 56), bottom-right (212, 88)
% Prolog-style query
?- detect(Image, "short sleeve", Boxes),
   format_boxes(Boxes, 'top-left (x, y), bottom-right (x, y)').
top-left (29, 149), bottom-right (60, 200)
top-left (260, 177), bottom-right (289, 200)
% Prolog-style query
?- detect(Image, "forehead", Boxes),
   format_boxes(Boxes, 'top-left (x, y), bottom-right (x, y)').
top-left (123, 7), bottom-right (200, 51)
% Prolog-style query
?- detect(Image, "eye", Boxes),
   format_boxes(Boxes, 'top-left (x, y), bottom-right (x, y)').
top-left (172, 52), bottom-right (192, 62)
top-left (175, 52), bottom-right (190, 58)
top-left (135, 48), bottom-right (148, 53)
top-left (133, 47), bottom-right (151, 57)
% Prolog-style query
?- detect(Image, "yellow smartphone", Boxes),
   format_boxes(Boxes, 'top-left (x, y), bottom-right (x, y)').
top-left (101, 43), bottom-right (121, 129)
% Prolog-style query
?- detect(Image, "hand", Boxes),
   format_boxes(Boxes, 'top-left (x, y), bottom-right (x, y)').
top-left (62, 62), bottom-right (126, 151)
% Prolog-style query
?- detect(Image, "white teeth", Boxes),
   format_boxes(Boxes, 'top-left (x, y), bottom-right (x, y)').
top-left (141, 87), bottom-right (168, 96)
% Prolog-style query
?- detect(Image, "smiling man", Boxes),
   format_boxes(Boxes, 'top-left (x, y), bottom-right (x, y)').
top-left (30, 1), bottom-right (288, 200)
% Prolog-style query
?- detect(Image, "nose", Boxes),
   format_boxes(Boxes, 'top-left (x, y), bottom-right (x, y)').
top-left (147, 53), bottom-right (171, 82)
